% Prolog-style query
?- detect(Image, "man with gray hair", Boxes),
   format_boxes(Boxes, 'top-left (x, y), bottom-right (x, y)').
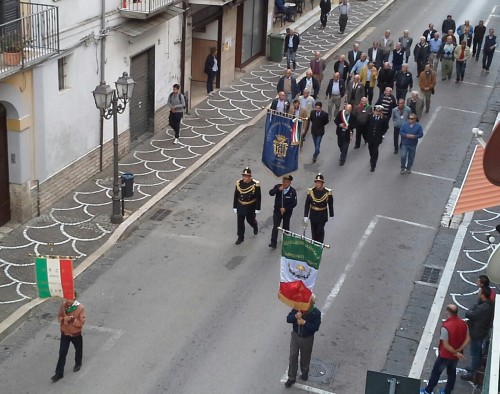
top-left (285, 294), bottom-right (321, 388)
top-left (399, 30), bottom-right (413, 63)
top-left (406, 91), bottom-right (424, 121)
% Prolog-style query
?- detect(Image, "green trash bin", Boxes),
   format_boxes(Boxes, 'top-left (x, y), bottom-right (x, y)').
top-left (268, 33), bottom-right (285, 62)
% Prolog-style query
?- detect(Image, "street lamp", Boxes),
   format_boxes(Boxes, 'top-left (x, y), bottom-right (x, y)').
top-left (92, 72), bottom-right (135, 224)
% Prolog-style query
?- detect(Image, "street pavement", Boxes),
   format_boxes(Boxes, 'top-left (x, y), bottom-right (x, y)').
top-left (1, 0), bottom-right (500, 393)
top-left (0, 0), bottom-right (391, 328)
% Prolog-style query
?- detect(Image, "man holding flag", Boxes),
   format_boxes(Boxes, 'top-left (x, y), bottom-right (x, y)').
top-left (303, 174), bottom-right (334, 243)
top-left (285, 294), bottom-right (321, 388)
top-left (52, 291), bottom-right (85, 382)
top-left (269, 175), bottom-right (297, 249)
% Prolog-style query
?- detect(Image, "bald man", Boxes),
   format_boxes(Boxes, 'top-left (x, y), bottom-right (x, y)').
top-left (421, 304), bottom-right (470, 394)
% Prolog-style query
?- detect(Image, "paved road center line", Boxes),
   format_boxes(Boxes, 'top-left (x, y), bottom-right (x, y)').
top-left (408, 211), bottom-right (473, 379)
top-left (411, 171), bottom-right (456, 182)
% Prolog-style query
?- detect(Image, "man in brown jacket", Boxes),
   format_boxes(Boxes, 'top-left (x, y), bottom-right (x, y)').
top-left (52, 292), bottom-right (86, 382)
top-left (419, 63), bottom-right (436, 113)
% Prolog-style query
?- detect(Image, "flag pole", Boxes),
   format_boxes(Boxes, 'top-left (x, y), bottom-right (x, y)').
top-left (266, 108), bottom-right (308, 121)
top-left (278, 227), bottom-right (331, 249)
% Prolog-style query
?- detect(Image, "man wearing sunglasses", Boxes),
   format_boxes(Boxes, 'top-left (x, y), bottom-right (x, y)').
top-left (399, 114), bottom-right (423, 174)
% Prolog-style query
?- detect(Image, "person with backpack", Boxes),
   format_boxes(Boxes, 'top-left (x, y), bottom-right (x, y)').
top-left (168, 84), bottom-right (186, 144)
top-left (319, 0), bottom-right (331, 29)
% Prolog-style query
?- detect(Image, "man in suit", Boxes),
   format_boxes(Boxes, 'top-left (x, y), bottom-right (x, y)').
top-left (284, 28), bottom-right (300, 70)
top-left (277, 69), bottom-right (300, 102)
top-left (380, 30), bottom-right (394, 62)
top-left (377, 62), bottom-right (395, 98)
top-left (399, 30), bottom-right (413, 63)
top-left (346, 74), bottom-right (365, 106)
top-left (270, 91), bottom-right (291, 114)
top-left (310, 51), bottom-right (326, 83)
top-left (298, 70), bottom-right (320, 99)
top-left (334, 103), bottom-right (357, 166)
top-left (442, 15), bottom-right (456, 35)
top-left (366, 105), bottom-right (389, 172)
top-left (325, 72), bottom-right (346, 120)
top-left (309, 102), bottom-right (329, 163)
top-left (459, 27), bottom-right (473, 48)
top-left (233, 167), bottom-right (261, 245)
top-left (472, 20), bottom-right (486, 60)
top-left (423, 23), bottom-right (438, 43)
top-left (368, 41), bottom-right (384, 70)
top-left (482, 28), bottom-right (497, 72)
top-left (348, 43), bottom-right (362, 67)
top-left (268, 175), bottom-right (297, 249)
top-left (289, 98), bottom-right (308, 120)
top-left (333, 54), bottom-right (350, 81)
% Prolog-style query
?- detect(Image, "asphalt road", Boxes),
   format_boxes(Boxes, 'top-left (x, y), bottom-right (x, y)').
top-left (1, 0), bottom-right (499, 393)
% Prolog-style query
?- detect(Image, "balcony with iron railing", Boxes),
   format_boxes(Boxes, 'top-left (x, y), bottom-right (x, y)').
top-left (119, 0), bottom-right (176, 19)
top-left (0, 2), bottom-right (59, 80)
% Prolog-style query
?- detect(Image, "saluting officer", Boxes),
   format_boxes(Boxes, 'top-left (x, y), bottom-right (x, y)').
top-left (303, 174), bottom-right (334, 243)
top-left (269, 174), bottom-right (298, 249)
top-left (233, 167), bottom-right (261, 245)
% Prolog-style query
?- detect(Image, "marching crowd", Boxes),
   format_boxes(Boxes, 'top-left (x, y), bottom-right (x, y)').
top-left (274, 14), bottom-right (497, 178)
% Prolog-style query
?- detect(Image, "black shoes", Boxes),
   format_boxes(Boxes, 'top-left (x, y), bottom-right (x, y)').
top-left (73, 364), bottom-right (81, 372)
top-left (339, 160), bottom-right (345, 166)
top-left (269, 243), bottom-right (277, 249)
top-left (285, 379), bottom-right (296, 388)
top-left (51, 374), bottom-right (63, 383)
top-left (253, 226), bottom-right (258, 235)
top-left (370, 167), bottom-right (375, 172)
top-left (394, 149), bottom-right (398, 154)
top-left (301, 373), bottom-right (308, 381)
top-left (235, 238), bottom-right (244, 245)
top-left (354, 145), bottom-right (360, 149)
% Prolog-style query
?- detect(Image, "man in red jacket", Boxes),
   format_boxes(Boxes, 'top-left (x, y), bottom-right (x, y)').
top-left (421, 304), bottom-right (470, 394)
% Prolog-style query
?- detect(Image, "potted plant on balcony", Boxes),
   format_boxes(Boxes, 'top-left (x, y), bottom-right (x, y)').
top-left (1, 31), bottom-right (24, 66)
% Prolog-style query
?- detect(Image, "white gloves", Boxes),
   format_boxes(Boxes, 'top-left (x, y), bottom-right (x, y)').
top-left (255, 210), bottom-right (260, 214)
top-left (233, 208), bottom-right (237, 214)
top-left (303, 217), bottom-right (309, 225)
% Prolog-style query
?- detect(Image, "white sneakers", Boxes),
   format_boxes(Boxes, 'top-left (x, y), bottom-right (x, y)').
top-left (174, 138), bottom-right (179, 144)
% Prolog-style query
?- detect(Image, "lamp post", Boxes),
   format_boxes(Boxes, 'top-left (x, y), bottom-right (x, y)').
top-left (92, 72), bottom-right (135, 224)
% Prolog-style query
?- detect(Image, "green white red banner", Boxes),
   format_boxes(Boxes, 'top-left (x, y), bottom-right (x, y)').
top-left (34, 257), bottom-right (74, 299)
top-left (278, 232), bottom-right (323, 310)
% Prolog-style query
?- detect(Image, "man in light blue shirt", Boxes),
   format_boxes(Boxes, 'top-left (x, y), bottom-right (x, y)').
top-left (428, 32), bottom-right (442, 71)
top-left (350, 53), bottom-right (368, 76)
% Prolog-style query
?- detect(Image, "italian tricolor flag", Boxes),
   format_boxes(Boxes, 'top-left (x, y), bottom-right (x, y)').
top-left (34, 257), bottom-right (74, 299)
top-left (278, 233), bottom-right (323, 310)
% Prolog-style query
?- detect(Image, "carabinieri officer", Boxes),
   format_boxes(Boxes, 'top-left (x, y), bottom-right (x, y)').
top-left (269, 174), bottom-right (297, 249)
top-left (233, 167), bottom-right (261, 245)
top-left (303, 173), bottom-right (334, 243)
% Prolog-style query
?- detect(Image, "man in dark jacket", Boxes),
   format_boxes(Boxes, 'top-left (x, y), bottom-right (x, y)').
top-left (394, 64), bottom-right (413, 102)
top-left (277, 69), bottom-right (300, 102)
top-left (297, 70), bottom-right (320, 99)
top-left (269, 175), bottom-right (297, 249)
top-left (376, 62), bottom-right (395, 98)
top-left (334, 103), bottom-right (357, 166)
top-left (461, 287), bottom-right (494, 381)
top-left (309, 102), bottom-right (329, 163)
top-left (366, 105), bottom-right (389, 172)
top-left (319, 0), bottom-right (331, 28)
top-left (270, 91), bottom-right (291, 114)
top-left (473, 20), bottom-right (486, 60)
top-left (303, 174), bottom-right (334, 243)
top-left (284, 28), bottom-right (300, 70)
top-left (284, 295), bottom-right (321, 388)
top-left (483, 28), bottom-right (497, 72)
top-left (333, 54), bottom-right (350, 81)
top-left (325, 72), bottom-right (346, 120)
top-left (442, 15), bottom-right (456, 35)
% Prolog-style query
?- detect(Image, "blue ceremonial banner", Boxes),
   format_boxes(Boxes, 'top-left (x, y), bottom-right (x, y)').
top-left (262, 111), bottom-right (302, 177)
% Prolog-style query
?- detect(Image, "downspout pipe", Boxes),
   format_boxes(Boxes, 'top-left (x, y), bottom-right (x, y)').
top-left (99, 0), bottom-right (107, 172)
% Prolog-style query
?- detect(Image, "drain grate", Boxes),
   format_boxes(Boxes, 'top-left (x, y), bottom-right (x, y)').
top-left (150, 209), bottom-right (171, 221)
top-left (420, 267), bottom-right (441, 284)
top-left (297, 359), bottom-right (336, 385)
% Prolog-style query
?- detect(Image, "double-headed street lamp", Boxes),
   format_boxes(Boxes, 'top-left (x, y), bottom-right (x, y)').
top-left (92, 72), bottom-right (135, 224)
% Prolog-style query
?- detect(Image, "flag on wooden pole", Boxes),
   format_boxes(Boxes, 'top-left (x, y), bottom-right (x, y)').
top-left (278, 232), bottom-right (323, 310)
top-left (34, 257), bottom-right (74, 298)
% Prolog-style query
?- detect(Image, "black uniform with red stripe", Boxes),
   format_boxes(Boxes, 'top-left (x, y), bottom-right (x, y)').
top-left (304, 187), bottom-right (334, 243)
top-left (233, 179), bottom-right (261, 240)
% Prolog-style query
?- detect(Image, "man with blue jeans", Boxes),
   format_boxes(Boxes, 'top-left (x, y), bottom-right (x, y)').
top-left (309, 102), bottom-right (329, 163)
top-left (421, 304), bottom-right (470, 394)
top-left (461, 286), bottom-right (494, 381)
top-left (399, 114), bottom-right (423, 174)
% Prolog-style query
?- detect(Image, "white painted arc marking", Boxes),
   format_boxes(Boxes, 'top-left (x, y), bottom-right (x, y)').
top-left (460, 81), bottom-right (494, 88)
top-left (408, 211), bottom-right (473, 379)
top-left (440, 106), bottom-right (483, 115)
top-left (279, 377), bottom-right (336, 394)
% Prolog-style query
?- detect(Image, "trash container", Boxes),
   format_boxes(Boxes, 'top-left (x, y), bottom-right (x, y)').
top-left (268, 33), bottom-right (285, 62)
top-left (121, 173), bottom-right (134, 198)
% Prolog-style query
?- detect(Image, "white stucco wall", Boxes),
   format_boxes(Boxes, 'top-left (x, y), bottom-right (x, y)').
top-left (31, 1), bottom-right (183, 182)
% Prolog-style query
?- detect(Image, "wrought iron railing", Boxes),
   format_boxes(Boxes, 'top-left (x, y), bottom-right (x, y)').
top-left (0, 2), bottom-right (59, 78)
top-left (120, 0), bottom-right (174, 18)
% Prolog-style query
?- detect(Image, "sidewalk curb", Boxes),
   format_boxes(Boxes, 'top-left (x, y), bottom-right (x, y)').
top-left (0, 0), bottom-right (396, 343)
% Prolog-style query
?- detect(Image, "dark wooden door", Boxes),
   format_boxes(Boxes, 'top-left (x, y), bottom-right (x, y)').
top-left (0, 104), bottom-right (11, 226)
top-left (129, 47), bottom-right (155, 143)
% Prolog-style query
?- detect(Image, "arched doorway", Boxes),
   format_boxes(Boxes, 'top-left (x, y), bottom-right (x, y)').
top-left (0, 103), bottom-right (10, 226)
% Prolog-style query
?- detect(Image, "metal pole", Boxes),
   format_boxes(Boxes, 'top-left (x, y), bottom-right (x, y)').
top-left (387, 378), bottom-right (398, 394)
top-left (110, 92), bottom-right (123, 224)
